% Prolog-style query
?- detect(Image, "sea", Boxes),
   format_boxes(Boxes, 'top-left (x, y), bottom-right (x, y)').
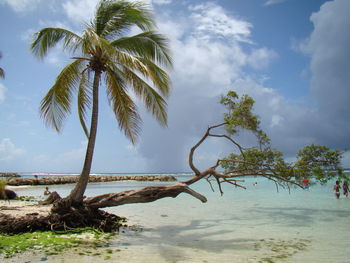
top-left (3, 171), bottom-right (350, 263)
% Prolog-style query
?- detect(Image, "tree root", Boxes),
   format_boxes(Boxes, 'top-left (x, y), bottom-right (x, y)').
top-left (0, 206), bottom-right (125, 234)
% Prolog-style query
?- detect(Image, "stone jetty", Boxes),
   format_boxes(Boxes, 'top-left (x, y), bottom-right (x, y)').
top-left (6, 174), bottom-right (177, 186)
top-left (0, 172), bottom-right (21, 178)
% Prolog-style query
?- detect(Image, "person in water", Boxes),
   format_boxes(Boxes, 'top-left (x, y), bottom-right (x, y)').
top-left (44, 186), bottom-right (51, 196)
top-left (334, 181), bottom-right (341, 199)
top-left (302, 178), bottom-right (309, 189)
top-left (342, 181), bottom-right (349, 197)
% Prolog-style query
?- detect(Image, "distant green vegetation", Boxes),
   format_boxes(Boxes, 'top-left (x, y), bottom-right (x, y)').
top-left (219, 91), bottom-right (347, 187)
top-left (0, 229), bottom-right (116, 258)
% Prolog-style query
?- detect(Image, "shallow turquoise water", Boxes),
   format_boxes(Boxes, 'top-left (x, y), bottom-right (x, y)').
top-left (8, 176), bottom-right (350, 262)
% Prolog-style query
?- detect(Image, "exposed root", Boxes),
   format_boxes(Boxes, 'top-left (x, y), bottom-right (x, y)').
top-left (0, 205), bottom-right (125, 234)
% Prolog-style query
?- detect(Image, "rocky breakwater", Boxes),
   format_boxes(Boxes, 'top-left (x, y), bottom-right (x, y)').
top-left (7, 174), bottom-right (177, 186)
top-left (0, 172), bottom-right (21, 178)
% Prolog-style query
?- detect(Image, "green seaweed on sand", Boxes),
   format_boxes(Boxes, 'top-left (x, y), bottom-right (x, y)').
top-left (15, 196), bottom-right (36, 202)
top-left (256, 238), bottom-right (310, 263)
top-left (0, 228), bottom-right (115, 258)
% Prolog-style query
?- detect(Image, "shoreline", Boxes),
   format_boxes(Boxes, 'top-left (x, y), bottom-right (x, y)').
top-left (6, 174), bottom-right (177, 186)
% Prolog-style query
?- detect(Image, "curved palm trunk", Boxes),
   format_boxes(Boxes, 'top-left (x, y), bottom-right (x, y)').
top-left (68, 71), bottom-right (101, 203)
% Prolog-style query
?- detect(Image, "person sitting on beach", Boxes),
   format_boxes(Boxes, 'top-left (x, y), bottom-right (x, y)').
top-left (334, 181), bottom-right (341, 199)
top-left (342, 181), bottom-right (349, 197)
top-left (44, 186), bottom-right (51, 196)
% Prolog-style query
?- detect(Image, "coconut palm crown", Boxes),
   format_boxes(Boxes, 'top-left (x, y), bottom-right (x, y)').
top-left (31, 0), bottom-right (172, 203)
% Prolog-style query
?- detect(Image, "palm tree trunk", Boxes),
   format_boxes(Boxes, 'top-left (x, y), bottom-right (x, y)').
top-left (68, 71), bottom-right (101, 203)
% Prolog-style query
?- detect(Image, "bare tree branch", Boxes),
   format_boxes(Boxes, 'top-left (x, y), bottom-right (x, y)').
top-left (84, 182), bottom-right (207, 209)
top-left (208, 133), bottom-right (246, 157)
top-left (188, 122), bottom-right (227, 175)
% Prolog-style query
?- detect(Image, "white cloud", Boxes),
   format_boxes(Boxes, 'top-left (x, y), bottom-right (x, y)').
top-left (270, 114), bottom-right (283, 127)
top-left (45, 49), bottom-right (65, 66)
top-left (62, 0), bottom-right (99, 24)
top-left (20, 28), bottom-right (36, 42)
top-left (0, 83), bottom-right (6, 103)
top-left (152, 0), bottom-right (171, 5)
top-left (189, 2), bottom-right (253, 43)
top-left (247, 47), bottom-right (278, 70)
top-left (57, 140), bottom-right (87, 162)
top-left (0, 138), bottom-right (25, 161)
top-left (264, 0), bottom-right (287, 6)
top-left (21, 19), bottom-right (74, 43)
top-left (0, 0), bottom-right (42, 12)
top-left (126, 144), bottom-right (137, 151)
top-left (135, 3), bottom-right (281, 171)
top-left (299, 0), bottom-right (350, 148)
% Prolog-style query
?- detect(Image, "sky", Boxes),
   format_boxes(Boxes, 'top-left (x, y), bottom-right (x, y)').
top-left (0, 0), bottom-right (349, 173)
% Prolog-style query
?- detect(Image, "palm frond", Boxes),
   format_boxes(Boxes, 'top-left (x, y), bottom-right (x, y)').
top-left (137, 57), bottom-right (171, 98)
top-left (110, 48), bottom-right (148, 73)
top-left (0, 68), bottom-right (4, 79)
top-left (94, 0), bottom-right (154, 38)
top-left (81, 27), bottom-right (119, 60)
top-left (40, 59), bottom-right (86, 132)
top-left (105, 65), bottom-right (141, 143)
top-left (111, 31), bottom-right (173, 68)
top-left (121, 65), bottom-right (168, 126)
top-left (77, 70), bottom-right (92, 138)
top-left (31, 28), bottom-right (82, 59)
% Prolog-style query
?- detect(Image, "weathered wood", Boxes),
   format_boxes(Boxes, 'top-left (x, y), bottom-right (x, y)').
top-left (84, 183), bottom-right (207, 209)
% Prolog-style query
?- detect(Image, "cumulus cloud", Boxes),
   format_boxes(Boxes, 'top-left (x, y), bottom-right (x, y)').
top-left (247, 47), bottom-right (278, 70)
top-left (0, 138), bottom-right (25, 161)
top-left (137, 0), bottom-right (350, 172)
top-left (300, 0), bottom-right (350, 149)
top-left (189, 2), bottom-right (252, 43)
top-left (62, 0), bottom-right (98, 24)
top-left (0, 0), bottom-right (42, 12)
top-left (135, 2), bottom-right (280, 171)
top-left (12, 0), bottom-right (348, 171)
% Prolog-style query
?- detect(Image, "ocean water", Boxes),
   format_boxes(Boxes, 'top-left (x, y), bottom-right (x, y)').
top-left (5, 174), bottom-right (350, 263)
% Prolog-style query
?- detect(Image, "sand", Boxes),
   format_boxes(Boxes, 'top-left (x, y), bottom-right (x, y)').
top-left (0, 200), bottom-right (51, 217)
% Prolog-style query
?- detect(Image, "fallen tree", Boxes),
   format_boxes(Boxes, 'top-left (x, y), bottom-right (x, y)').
top-left (74, 91), bottom-right (347, 209)
top-left (1, 91), bottom-right (347, 234)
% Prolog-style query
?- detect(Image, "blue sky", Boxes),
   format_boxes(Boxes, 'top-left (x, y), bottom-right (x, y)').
top-left (0, 0), bottom-right (349, 173)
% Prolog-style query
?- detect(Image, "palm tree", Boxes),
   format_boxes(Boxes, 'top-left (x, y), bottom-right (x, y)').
top-left (0, 52), bottom-right (5, 79)
top-left (31, 0), bottom-right (172, 205)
